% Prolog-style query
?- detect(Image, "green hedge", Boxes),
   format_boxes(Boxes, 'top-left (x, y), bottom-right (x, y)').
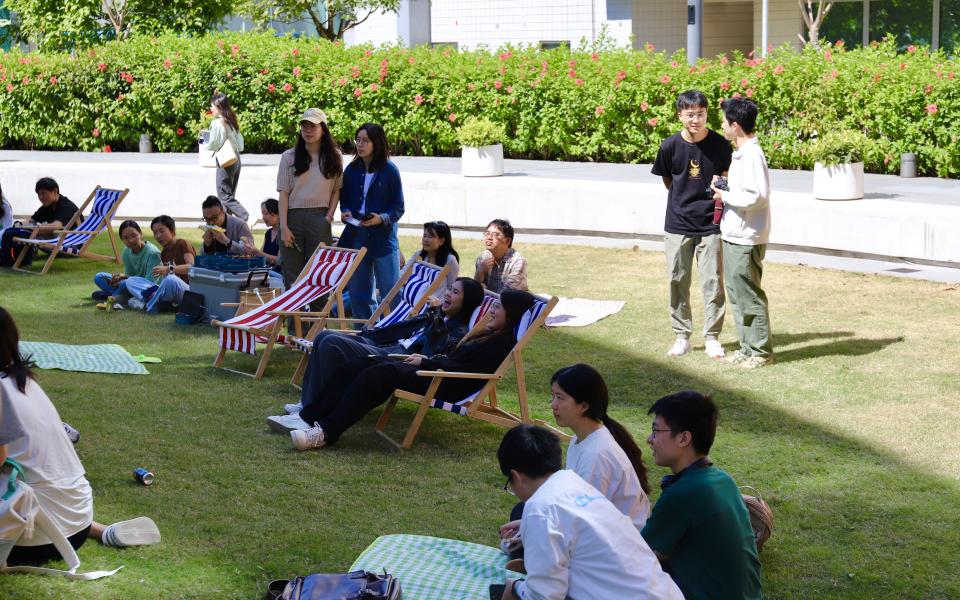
top-left (0, 33), bottom-right (957, 176)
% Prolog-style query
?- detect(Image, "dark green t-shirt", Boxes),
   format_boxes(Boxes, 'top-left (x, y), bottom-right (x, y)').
top-left (642, 465), bottom-right (762, 600)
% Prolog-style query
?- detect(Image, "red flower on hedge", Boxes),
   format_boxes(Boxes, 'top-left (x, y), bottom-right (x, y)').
top-left (568, 59), bottom-right (577, 68)
top-left (824, 50), bottom-right (832, 61)
top-left (49, 76), bottom-right (58, 85)
top-left (720, 55), bottom-right (729, 65)
top-left (900, 63), bottom-right (907, 70)
top-left (774, 65), bottom-right (785, 75)
top-left (92, 128), bottom-right (100, 137)
top-left (230, 44), bottom-right (240, 55)
top-left (293, 66), bottom-right (301, 77)
top-left (260, 68), bottom-right (269, 75)
top-left (720, 81), bottom-right (730, 90)
top-left (103, 145), bottom-right (112, 153)
top-left (176, 127), bottom-right (184, 136)
top-left (575, 78), bottom-right (584, 86)
top-left (338, 77), bottom-right (347, 86)
top-left (354, 88), bottom-right (362, 97)
top-left (21, 76), bottom-right (29, 85)
top-left (97, 63), bottom-right (107, 72)
top-left (660, 75), bottom-right (670, 84)
top-left (746, 88), bottom-right (754, 97)
top-left (644, 42), bottom-right (655, 52)
top-left (907, 45), bottom-right (917, 54)
top-left (615, 70), bottom-right (626, 83)
top-left (924, 84), bottom-right (933, 94)
top-left (740, 78), bottom-right (748, 86)
top-left (267, 83), bottom-right (276, 92)
top-left (448, 113), bottom-right (456, 122)
top-left (595, 106), bottom-right (605, 115)
top-left (568, 69), bottom-right (577, 78)
top-left (5, 84), bottom-right (13, 93)
top-left (591, 53), bottom-right (599, 61)
top-left (926, 104), bottom-right (938, 115)
top-left (648, 117), bottom-right (659, 126)
top-left (120, 72), bottom-right (134, 84)
top-left (163, 58), bottom-right (172, 69)
top-left (364, 50), bottom-right (372, 57)
top-left (408, 56), bottom-right (416, 64)
top-left (499, 51), bottom-right (513, 61)
top-left (414, 94), bottom-right (424, 105)
top-left (640, 101), bottom-right (649, 111)
top-left (494, 80), bottom-right (503, 89)
top-left (283, 83), bottom-right (292, 92)
top-left (369, 83), bottom-right (378, 92)
top-left (292, 48), bottom-right (300, 57)
top-left (670, 60), bottom-right (679, 68)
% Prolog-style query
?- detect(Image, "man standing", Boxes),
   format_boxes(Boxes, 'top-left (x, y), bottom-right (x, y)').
top-left (499, 425), bottom-right (682, 600)
top-left (642, 391), bottom-right (762, 599)
top-left (200, 196), bottom-right (253, 255)
top-left (712, 98), bottom-right (774, 368)
top-left (474, 218), bottom-right (528, 293)
top-left (652, 90), bottom-right (732, 359)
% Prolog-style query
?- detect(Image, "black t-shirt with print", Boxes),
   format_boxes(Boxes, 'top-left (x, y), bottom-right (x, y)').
top-left (31, 196), bottom-right (80, 228)
top-left (652, 131), bottom-right (732, 236)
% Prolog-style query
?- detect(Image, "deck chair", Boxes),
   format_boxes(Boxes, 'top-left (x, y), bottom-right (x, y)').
top-left (212, 245), bottom-right (365, 379)
top-left (286, 258), bottom-right (450, 386)
top-left (12, 186), bottom-right (129, 275)
top-left (375, 292), bottom-right (566, 449)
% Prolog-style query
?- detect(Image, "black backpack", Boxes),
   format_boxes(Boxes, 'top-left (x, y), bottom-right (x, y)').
top-left (265, 571), bottom-right (401, 600)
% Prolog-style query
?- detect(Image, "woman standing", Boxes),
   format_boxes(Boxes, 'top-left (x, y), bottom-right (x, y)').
top-left (201, 93), bottom-right (247, 221)
top-left (276, 108), bottom-right (342, 291)
top-left (405, 220), bottom-right (460, 298)
top-left (338, 123), bottom-right (405, 321)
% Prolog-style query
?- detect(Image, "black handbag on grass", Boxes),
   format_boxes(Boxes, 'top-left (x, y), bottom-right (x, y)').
top-left (266, 570), bottom-right (401, 600)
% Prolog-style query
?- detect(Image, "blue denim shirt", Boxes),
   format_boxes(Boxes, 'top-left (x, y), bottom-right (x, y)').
top-left (338, 159), bottom-right (405, 257)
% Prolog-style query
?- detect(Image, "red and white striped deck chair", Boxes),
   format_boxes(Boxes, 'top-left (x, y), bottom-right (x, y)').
top-left (212, 245), bottom-right (365, 380)
top-left (288, 258), bottom-right (450, 386)
top-left (12, 186), bottom-right (129, 275)
top-left (375, 292), bottom-right (567, 449)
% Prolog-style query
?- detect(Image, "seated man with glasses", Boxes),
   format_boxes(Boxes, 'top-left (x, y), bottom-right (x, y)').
top-left (642, 391), bottom-right (762, 600)
top-left (200, 195), bottom-right (253, 255)
top-left (497, 425), bottom-right (681, 600)
top-left (474, 218), bottom-right (528, 293)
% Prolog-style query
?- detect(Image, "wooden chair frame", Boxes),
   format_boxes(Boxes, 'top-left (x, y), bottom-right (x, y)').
top-left (375, 293), bottom-right (568, 449)
top-left (211, 245), bottom-right (366, 380)
top-left (12, 186), bottom-right (128, 275)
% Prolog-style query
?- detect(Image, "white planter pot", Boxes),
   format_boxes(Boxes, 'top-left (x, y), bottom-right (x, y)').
top-left (461, 143), bottom-right (504, 177)
top-left (813, 162), bottom-right (864, 200)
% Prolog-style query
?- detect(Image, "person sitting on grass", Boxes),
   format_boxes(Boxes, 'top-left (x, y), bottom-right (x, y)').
top-left (282, 289), bottom-right (536, 451)
top-left (498, 363), bottom-right (653, 559)
top-left (267, 277), bottom-right (484, 429)
top-left (642, 391), bottom-right (762, 599)
top-left (242, 198), bottom-right (284, 289)
top-left (404, 220), bottom-right (460, 298)
top-left (496, 425), bottom-right (681, 600)
top-left (474, 218), bottom-right (528, 293)
top-left (91, 220), bottom-right (161, 303)
top-left (0, 306), bottom-right (160, 566)
top-left (200, 195), bottom-right (253, 255)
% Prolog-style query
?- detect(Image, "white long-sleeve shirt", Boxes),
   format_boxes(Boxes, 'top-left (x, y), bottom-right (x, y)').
top-left (514, 470), bottom-right (682, 600)
top-left (201, 117), bottom-right (244, 154)
top-left (720, 136), bottom-right (771, 245)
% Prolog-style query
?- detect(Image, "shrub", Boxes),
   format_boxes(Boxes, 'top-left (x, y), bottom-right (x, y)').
top-left (456, 117), bottom-right (505, 147)
top-left (805, 129), bottom-right (873, 165)
top-left (0, 33), bottom-right (956, 176)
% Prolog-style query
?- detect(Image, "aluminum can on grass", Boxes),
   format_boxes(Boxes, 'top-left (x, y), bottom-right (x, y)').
top-left (133, 468), bottom-right (155, 485)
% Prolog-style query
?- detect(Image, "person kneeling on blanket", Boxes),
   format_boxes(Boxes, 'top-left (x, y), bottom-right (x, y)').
top-left (0, 307), bottom-right (160, 566)
top-left (496, 425), bottom-right (682, 600)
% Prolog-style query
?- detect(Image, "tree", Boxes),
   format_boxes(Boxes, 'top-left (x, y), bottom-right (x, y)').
top-left (6, 0), bottom-right (236, 50)
top-left (241, 0), bottom-right (401, 40)
top-left (798, 0), bottom-right (835, 46)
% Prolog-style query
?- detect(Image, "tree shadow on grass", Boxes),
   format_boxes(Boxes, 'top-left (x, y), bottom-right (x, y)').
top-left (773, 336), bottom-right (904, 365)
top-left (771, 331), bottom-right (855, 346)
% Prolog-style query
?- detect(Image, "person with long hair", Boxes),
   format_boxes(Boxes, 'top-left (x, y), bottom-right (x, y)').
top-left (276, 108), bottom-right (343, 295)
top-left (0, 182), bottom-right (13, 234)
top-left (0, 307), bottom-right (160, 566)
top-left (285, 289), bottom-right (536, 451)
top-left (201, 92), bottom-right (247, 221)
top-left (91, 220), bottom-right (161, 303)
top-left (337, 122), bottom-right (405, 321)
top-left (242, 198), bottom-right (284, 288)
top-left (405, 220), bottom-right (460, 298)
top-left (267, 277), bottom-right (485, 429)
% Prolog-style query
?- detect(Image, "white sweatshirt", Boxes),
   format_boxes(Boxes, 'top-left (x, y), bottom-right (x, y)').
top-left (720, 136), bottom-right (771, 245)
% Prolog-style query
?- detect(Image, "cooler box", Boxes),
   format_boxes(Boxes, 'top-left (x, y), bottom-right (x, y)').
top-left (188, 267), bottom-right (277, 321)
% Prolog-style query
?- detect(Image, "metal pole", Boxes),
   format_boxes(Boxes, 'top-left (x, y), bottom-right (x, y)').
top-left (761, 0), bottom-right (769, 56)
top-left (687, 0), bottom-right (702, 65)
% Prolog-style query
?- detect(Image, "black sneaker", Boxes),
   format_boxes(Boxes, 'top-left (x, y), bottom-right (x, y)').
top-left (91, 291), bottom-right (110, 301)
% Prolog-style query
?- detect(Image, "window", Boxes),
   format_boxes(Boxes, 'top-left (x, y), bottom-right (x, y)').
top-left (820, 1), bottom-right (865, 47)
top-left (942, 0), bottom-right (960, 54)
top-left (539, 40), bottom-right (571, 50)
top-left (430, 41), bottom-right (458, 50)
top-left (869, 0), bottom-right (933, 48)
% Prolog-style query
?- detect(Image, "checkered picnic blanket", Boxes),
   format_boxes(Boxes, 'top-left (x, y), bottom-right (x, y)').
top-left (19, 342), bottom-right (149, 375)
top-left (349, 535), bottom-right (513, 600)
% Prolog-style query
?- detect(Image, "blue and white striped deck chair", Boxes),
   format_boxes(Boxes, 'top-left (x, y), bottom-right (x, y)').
top-left (287, 258), bottom-right (450, 387)
top-left (12, 186), bottom-right (129, 275)
top-left (375, 292), bottom-right (566, 449)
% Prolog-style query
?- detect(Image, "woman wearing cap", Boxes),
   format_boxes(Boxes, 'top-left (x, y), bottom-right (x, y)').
top-left (276, 108), bottom-right (343, 291)
top-left (337, 123), bottom-right (405, 321)
top-left (200, 93), bottom-right (247, 221)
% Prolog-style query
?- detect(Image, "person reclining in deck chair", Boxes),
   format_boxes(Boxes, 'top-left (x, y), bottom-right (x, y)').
top-left (273, 289), bottom-right (535, 451)
top-left (473, 219), bottom-right (527, 293)
top-left (200, 196), bottom-right (252, 256)
top-left (495, 425), bottom-right (682, 600)
top-left (268, 277), bottom-right (484, 428)
top-left (0, 307), bottom-right (160, 567)
top-left (1, 178), bottom-right (81, 268)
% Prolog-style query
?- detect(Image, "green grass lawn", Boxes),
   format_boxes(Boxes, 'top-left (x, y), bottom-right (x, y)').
top-left (2, 232), bottom-right (959, 599)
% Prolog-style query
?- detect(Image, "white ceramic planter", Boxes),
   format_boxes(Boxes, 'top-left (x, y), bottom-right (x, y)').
top-left (813, 162), bottom-right (864, 200)
top-left (461, 143), bottom-right (504, 177)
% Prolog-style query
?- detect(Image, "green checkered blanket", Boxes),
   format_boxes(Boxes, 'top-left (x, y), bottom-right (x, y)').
top-left (350, 535), bottom-right (514, 600)
top-left (20, 342), bottom-right (149, 375)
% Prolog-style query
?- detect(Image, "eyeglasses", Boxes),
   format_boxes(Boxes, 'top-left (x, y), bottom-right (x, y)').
top-left (483, 231), bottom-right (503, 239)
top-left (503, 477), bottom-right (515, 496)
top-left (651, 428), bottom-right (674, 437)
top-left (203, 212), bottom-right (222, 224)
top-left (354, 138), bottom-right (371, 146)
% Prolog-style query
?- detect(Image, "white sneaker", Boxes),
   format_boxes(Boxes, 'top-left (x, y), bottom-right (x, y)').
top-left (667, 338), bottom-right (691, 357)
top-left (704, 339), bottom-right (725, 359)
top-left (284, 402), bottom-right (303, 415)
top-left (291, 423), bottom-right (326, 451)
top-left (102, 516), bottom-right (161, 547)
top-left (266, 413), bottom-right (310, 434)
top-left (128, 298), bottom-right (145, 310)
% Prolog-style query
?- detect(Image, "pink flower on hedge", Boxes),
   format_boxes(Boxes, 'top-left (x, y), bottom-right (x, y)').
top-left (568, 69), bottom-right (577, 78)
top-left (900, 63), bottom-right (907, 70)
top-left (267, 84), bottom-right (276, 92)
top-left (740, 78), bottom-right (748, 86)
top-left (369, 83), bottom-right (378, 91)
top-left (688, 66), bottom-right (697, 74)
top-left (351, 66), bottom-right (361, 78)
top-left (292, 48), bottom-right (300, 57)
top-left (293, 66), bottom-right (301, 77)
top-left (506, 85), bottom-right (513, 94)
top-left (163, 58), bottom-right (172, 69)
top-left (924, 84), bottom-right (933, 94)
top-left (49, 76), bottom-right (58, 85)
top-left (260, 68), bottom-right (269, 74)
top-left (831, 69), bottom-right (839, 78)
top-left (774, 64), bottom-right (785, 75)
top-left (595, 106), bottom-right (605, 115)
top-left (354, 88), bottom-right (362, 97)
top-left (660, 75), bottom-right (670, 84)
top-left (448, 113), bottom-right (457, 122)
top-left (176, 127), bottom-right (184, 136)
top-left (883, 155), bottom-right (892, 165)
top-left (467, 83), bottom-right (476, 91)
top-left (119, 72), bottom-right (133, 83)
top-left (720, 81), bottom-right (730, 90)
top-left (408, 56), bottom-right (416, 64)
top-left (21, 76), bottom-right (29, 85)
top-left (908, 45), bottom-right (917, 54)
top-left (647, 117), bottom-right (659, 126)
top-left (926, 104), bottom-right (938, 115)
top-left (216, 39), bottom-right (225, 49)
top-left (230, 44), bottom-right (240, 55)
top-left (835, 40), bottom-right (845, 48)
top-left (103, 145), bottom-right (112, 153)
top-left (92, 128), bottom-right (100, 137)
top-left (575, 78), bottom-right (584, 86)
top-left (97, 63), bottom-right (107, 72)
top-left (414, 94), bottom-right (424, 105)
top-left (873, 74), bottom-right (883, 83)
top-left (364, 50), bottom-right (372, 57)
top-left (494, 80), bottom-right (503, 89)
top-left (443, 49), bottom-right (451, 58)
top-left (338, 77), bottom-right (347, 86)
top-left (824, 50), bottom-right (832, 61)
top-left (591, 53), bottom-right (599, 61)
top-left (670, 60), bottom-right (679, 68)
top-left (568, 59), bottom-right (577, 68)
top-left (615, 70), bottom-right (626, 83)
top-left (283, 83), bottom-right (293, 92)
top-left (640, 101), bottom-right (649, 111)
top-left (720, 55), bottom-right (729, 65)
top-left (499, 51), bottom-right (513, 61)
top-left (746, 88), bottom-right (754, 97)
top-left (644, 42), bottom-right (655, 52)
top-left (5, 84), bottom-right (13, 93)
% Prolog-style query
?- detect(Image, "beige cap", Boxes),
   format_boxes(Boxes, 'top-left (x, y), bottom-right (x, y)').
top-left (300, 108), bottom-right (328, 125)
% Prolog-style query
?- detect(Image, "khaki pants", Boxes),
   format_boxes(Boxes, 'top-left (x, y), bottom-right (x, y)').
top-left (280, 208), bottom-right (333, 312)
top-left (664, 232), bottom-right (725, 339)
top-left (722, 241), bottom-right (772, 357)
